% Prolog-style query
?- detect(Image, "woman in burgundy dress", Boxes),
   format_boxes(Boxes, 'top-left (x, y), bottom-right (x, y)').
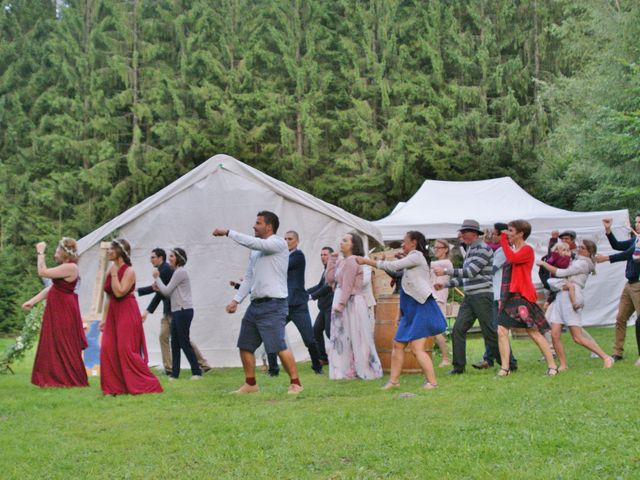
top-left (22, 238), bottom-right (89, 388)
top-left (99, 239), bottom-right (162, 395)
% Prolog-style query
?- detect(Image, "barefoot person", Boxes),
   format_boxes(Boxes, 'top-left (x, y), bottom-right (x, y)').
top-left (213, 211), bottom-right (303, 395)
top-left (22, 238), bottom-right (88, 388)
top-left (357, 231), bottom-right (446, 389)
top-left (537, 240), bottom-right (613, 370)
top-left (100, 239), bottom-right (163, 395)
top-left (153, 248), bottom-right (203, 380)
top-left (496, 221), bottom-right (558, 376)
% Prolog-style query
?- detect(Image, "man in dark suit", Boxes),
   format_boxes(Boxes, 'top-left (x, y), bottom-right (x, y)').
top-left (307, 247), bottom-right (334, 365)
top-left (268, 231), bottom-right (323, 375)
top-left (138, 248), bottom-right (211, 375)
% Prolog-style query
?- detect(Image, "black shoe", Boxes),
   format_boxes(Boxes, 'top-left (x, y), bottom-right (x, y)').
top-left (164, 370), bottom-right (172, 376)
top-left (313, 368), bottom-right (323, 375)
top-left (509, 365), bottom-right (518, 372)
top-left (612, 355), bottom-right (623, 362)
top-left (267, 370), bottom-right (280, 377)
top-left (472, 360), bottom-right (492, 370)
top-left (202, 366), bottom-right (212, 373)
top-left (448, 368), bottom-right (464, 375)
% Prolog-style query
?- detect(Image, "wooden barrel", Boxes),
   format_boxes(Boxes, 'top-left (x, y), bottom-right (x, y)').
top-left (374, 294), bottom-right (435, 373)
top-left (371, 249), bottom-right (402, 298)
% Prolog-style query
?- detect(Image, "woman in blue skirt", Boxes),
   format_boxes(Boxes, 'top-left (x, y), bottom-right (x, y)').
top-left (357, 231), bottom-right (447, 390)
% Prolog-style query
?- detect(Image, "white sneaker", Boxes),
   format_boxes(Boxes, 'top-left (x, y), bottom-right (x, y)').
top-left (190, 375), bottom-right (202, 381)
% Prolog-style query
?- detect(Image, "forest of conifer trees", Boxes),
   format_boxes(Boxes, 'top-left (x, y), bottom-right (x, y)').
top-left (1, 0), bottom-right (639, 332)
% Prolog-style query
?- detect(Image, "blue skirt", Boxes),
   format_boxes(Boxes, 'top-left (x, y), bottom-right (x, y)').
top-left (394, 288), bottom-right (447, 343)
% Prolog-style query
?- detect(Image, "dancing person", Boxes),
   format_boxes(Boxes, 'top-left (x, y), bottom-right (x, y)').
top-left (138, 248), bottom-right (211, 375)
top-left (325, 232), bottom-right (383, 380)
top-left (307, 247), bottom-right (335, 366)
top-left (430, 239), bottom-right (453, 367)
top-left (22, 238), bottom-right (88, 388)
top-left (153, 248), bottom-right (202, 380)
top-left (595, 215), bottom-right (640, 363)
top-left (99, 239), bottom-right (163, 395)
top-left (433, 220), bottom-right (507, 375)
top-left (471, 223), bottom-right (518, 371)
top-left (537, 240), bottom-right (613, 370)
top-left (496, 221), bottom-right (558, 376)
top-left (213, 211), bottom-right (303, 394)
top-left (357, 231), bottom-right (446, 389)
top-left (267, 231), bottom-right (323, 375)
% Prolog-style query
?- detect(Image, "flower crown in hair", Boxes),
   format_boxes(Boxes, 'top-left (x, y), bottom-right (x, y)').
top-left (112, 239), bottom-right (131, 261)
top-left (173, 248), bottom-right (186, 264)
top-left (58, 237), bottom-right (77, 257)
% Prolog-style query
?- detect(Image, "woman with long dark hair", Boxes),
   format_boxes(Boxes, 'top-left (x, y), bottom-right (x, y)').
top-left (357, 231), bottom-right (447, 389)
top-left (326, 232), bottom-right (383, 380)
top-left (100, 239), bottom-right (163, 395)
top-left (22, 238), bottom-right (88, 388)
top-left (153, 248), bottom-right (202, 380)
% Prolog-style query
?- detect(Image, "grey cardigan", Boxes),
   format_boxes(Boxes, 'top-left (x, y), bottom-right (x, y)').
top-left (154, 267), bottom-right (193, 312)
top-left (377, 250), bottom-right (434, 304)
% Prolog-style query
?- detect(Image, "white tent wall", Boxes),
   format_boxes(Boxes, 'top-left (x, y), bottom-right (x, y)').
top-left (76, 155), bottom-right (381, 368)
top-left (373, 177), bottom-right (633, 327)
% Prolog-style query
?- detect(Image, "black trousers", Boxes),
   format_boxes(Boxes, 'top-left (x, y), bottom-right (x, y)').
top-left (171, 308), bottom-right (202, 378)
top-left (313, 308), bottom-right (331, 362)
top-left (268, 303), bottom-right (323, 373)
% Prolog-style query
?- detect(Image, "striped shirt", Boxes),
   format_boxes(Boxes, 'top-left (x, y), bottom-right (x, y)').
top-left (445, 240), bottom-right (493, 296)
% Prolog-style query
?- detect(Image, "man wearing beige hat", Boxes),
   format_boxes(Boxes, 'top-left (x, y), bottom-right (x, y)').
top-left (433, 219), bottom-right (513, 374)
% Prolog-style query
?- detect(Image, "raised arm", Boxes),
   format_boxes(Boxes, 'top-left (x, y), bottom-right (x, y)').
top-left (155, 269), bottom-right (186, 297)
top-left (109, 265), bottom-right (136, 298)
top-left (334, 258), bottom-right (359, 313)
top-left (500, 233), bottom-right (533, 265)
top-left (227, 231), bottom-right (287, 254)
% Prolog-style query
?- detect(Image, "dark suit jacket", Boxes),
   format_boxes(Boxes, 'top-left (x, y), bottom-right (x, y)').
top-left (287, 249), bottom-right (309, 306)
top-left (307, 269), bottom-right (334, 312)
top-left (137, 262), bottom-right (173, 314)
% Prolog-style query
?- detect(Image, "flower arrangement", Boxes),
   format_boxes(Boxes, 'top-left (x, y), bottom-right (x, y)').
top-left (0, 303), bottom-right (44, 374)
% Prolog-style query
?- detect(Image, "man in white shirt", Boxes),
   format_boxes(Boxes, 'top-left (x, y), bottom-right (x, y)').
top-left (213, 211), bottom-right (303, 395)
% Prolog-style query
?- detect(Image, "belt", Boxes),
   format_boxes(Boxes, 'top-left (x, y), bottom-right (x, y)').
top-left (629, 279), bottom-right (639, 285)
top-left (252, 297), bottom-right (274, 304)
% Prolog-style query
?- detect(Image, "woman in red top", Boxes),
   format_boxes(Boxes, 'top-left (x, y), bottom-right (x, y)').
top-left (497, 220), bottom-right (558, 377)
top-left (22, 238), bottom-right (88, 388)
top-left (99, 239), bottom-right (163, 395)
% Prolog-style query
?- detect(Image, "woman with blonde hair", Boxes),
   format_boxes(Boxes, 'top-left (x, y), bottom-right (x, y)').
top-left (22, 238), bottom-right (88, 387)
top-left (537, 240), bottom-right (613, 370)
top-left (100, 239), bottom-right (163, 395)
top-left (430, 239), bottom-right (452, 367)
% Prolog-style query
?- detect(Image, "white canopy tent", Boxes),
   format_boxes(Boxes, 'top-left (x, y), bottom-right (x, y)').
top-left (373, 177), bottom-right (631, 327)
top-left (77, 154), bottom-right (383, 367)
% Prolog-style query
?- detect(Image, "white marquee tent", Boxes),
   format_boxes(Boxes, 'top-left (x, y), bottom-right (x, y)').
top-left (373, 177), bottom-right (632, 327)
top-left (77, 154), bottom-right (383, 367)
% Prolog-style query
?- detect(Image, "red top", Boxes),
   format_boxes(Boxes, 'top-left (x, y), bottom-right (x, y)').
top-left (500, 232), bottom-right (537, 303)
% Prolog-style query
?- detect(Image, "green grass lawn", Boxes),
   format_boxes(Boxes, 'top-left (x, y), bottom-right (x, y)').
top-left (1, 328), bottom-right (639, 480)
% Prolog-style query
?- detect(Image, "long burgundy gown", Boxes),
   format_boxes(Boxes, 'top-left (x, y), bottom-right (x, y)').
top-left (100, 264), bottom-right (163, 395)
top-left (31, 274), bottom-right (89, 387)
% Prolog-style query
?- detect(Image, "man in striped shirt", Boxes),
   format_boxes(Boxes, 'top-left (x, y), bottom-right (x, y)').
top-left (433, 219), bottom-right (502, 375)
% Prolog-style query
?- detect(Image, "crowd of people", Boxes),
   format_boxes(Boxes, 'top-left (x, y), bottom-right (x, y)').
top-left (20, 210), bottom-right (640, 396)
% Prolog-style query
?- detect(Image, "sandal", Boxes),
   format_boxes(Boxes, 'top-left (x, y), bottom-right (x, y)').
top-left (422, 381), bottom-right (439, 390)
top-left (545, 367), bottom-right (559, 376)
top-left (497, 368), bottom-right (510, 377)
top-left (381, 380), bottom-right (400, 390)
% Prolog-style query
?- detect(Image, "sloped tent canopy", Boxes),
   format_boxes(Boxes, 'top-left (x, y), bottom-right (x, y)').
top-left (77, 154), bottom-right (383, 367)
top-left (373, 177), bottom-right (631, 327)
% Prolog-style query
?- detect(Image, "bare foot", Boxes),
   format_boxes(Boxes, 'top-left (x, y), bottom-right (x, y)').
top-left (438, 360), bottom-right (451, 368)
top-left (558, 365), bottom-right (569, 372)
